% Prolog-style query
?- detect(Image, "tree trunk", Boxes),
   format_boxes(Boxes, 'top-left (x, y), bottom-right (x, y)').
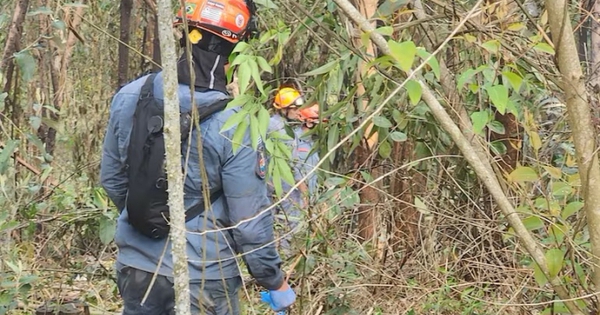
top-left (546, 0), bottom-right (600, 292)
top-left (118, 0), bottom-right (133, 87)
top-left (589, 0), bottom-right (600, 126)
top-left (350, 0), bottom-right (380, 243)
top-left (0, 0), bottom-right (29, 73)
top-left (156, 0), bottom-right (191, 313)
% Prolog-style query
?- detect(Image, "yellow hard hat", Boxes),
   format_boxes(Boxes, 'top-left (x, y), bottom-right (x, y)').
top-left (273, 87), bottom-right (304, 109)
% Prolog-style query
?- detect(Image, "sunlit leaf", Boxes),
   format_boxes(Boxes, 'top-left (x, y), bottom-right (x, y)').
top-left (416, 48), bottom-right (441, 80)
top-left (507, 22), bottom-right (526, 32)
top-left (405, 79), bottom-right (422, 105)
top-left (508, 166), bottom-right (539, 182)
top-left (486, 85), bottom-right (509, 114)
top-left (256, 56), bottom-right (272, 73)
top-left (231, 118), bottom-right (249, 153)
top-left (237, 62), bottom-right (251, 94)
top-left (529, 131), bottom-right (542, 152)
top-left (543, 166), bottom-right (562, 179)
top-left (502, 71), bottom-right (523, 91)
top-left (388, 39), bottom-right (416, 72)
top-left (375, 26), bottom-right (394, 36)
top-left (220, 109), bottom-right (247, 132)
top-left (470, 111), bottom-right (489, 135)
top-left (257, 107), bottom-right (270, 139)
top-left (522, 215), bottom-right (544, 230)
top-left (562, 201), bottom-right (583, 220)
top-left (481, 39), bottom-right (500, 54)
top-left (551, 182), bottom-right (572, 197)
top-left (545, 248), bottom-right (564, 278)
top-left (533, 43), bottom-right (555, 55)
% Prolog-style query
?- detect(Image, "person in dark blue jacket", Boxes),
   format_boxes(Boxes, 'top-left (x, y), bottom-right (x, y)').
top-left (100, 0), bottom-right (295, 314)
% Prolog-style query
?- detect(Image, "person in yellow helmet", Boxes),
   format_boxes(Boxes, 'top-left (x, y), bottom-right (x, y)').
top-left (267, 87), bottom-right (323, 258)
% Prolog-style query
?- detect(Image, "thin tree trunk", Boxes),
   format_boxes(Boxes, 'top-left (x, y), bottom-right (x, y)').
top-left (546, 0), bottom-right (600, 292)
top-left (118, 0), bottom-right (133, 87)
top-left (0, 0), bottom-right (29, 73)
top-left (350, 0), bottom-right (380, 243)
top-left (334, 0), bottom-right (584, 312)
top-left (156, 0), bottom-right (191, 313)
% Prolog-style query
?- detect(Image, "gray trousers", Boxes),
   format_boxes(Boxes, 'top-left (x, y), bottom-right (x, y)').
top-left (117, 267), bottom-right (242, 315)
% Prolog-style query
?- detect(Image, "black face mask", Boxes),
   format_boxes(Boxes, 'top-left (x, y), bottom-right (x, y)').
top-left (177, 43), bottom-right (228, 93)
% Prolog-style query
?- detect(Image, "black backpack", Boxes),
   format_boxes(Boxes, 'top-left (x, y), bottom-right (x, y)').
top-left (125, 73), bottom-right (227, 239)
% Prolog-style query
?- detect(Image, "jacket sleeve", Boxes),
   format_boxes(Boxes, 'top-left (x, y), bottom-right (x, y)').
top-left (221, 139), bottom-right (285, 291)
top-left (100, 103), bottom-right (128, 212)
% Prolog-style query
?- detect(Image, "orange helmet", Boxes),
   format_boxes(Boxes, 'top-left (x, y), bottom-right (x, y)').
top-left (174, 0), bottom-right (252, 44)
top-left (274, 87), bottom-right (304, 109)
top-left (298, 104), bottom-right (324, 124)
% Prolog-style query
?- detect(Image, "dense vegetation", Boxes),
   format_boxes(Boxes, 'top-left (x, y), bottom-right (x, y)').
top-left (2, 0), bottom-right (600, 314)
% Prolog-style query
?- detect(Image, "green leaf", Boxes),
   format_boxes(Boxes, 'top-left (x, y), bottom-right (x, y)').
top-left (248, 58), bottom-right (264, 95)
top-left (378, 140), bottom-right (392, 158)
top-left (502, 71), bottom-right (523, 91)
top-left (29, 116), bottom-right (41, 131)
top-left (545, 248), bottom-right (564, 278)
top-left (375, 0), bottom-right (409, 17)
top-left (405, 79), bottom-right (422, 105)
top-left (231, 119), bottom-right (248, 153)
top-left (373, 116), bottom-right (393, 128)
top-left (562, 201), bottom-right (583, 220)
top-left (487, 120), bottom-right (505, 134)
top-left (276, 159), bottom-right (295, 186)
top-left (532, 261), bottom-right (548, 286)
top-left (237, 62), bottom-right (251, 94)
top-left (457, 68), bottom-right (477, 90)
top-left (257, 107), bottom-right (270, 139)
top-left (552, 182), bottom-right (572, 197)
top-left (533, 43), bottom-right (555, 55)
top-left (388, 40), bottom-right (416, 72)
top-left (249, 115), bottom-right (259, 150)
top-left (470, 111), bottom-right (489, 135)
top-left (486, 85), bottom-right (509, 114)
top-left (375, 26), bottom-right (394, 36)
top-left (522, 216), bottom-right (544, 230)
top-left (14, 50), bottom-right (36, 82)
top-left (327, 125), bottom-right (339, 163)
top-left (220, 110), bottom-right (247, 132)
top-left (389, 131), bottom-right (407, 142)
top-left (253, 0), bottom-right (278, 9)
top-left (0, 139), bottom-right (18, 174)
top-left (481, 39), bottom-right (500, 54)
top-left (416, 48), bottom-right (441, 80)
top-left (26, 6), bottom-right (52, 16)
top-left (256, 56), bottom-right (272, 73)
top-left (231, 41), bottom-right (250, 55)
top-left (99, 217), bottom-right (116, 245)
top-left (0, 92), bottom-right (7, 111)
top-left (302, 59), bottom-right (339, 76)
top-left (51, 19), bottom-right (66, 31)
top-left (508, 166), bottom-right (539, 182)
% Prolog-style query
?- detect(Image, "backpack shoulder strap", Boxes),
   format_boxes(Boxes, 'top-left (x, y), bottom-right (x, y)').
top-left (139, 73), bottom-right (158, 100)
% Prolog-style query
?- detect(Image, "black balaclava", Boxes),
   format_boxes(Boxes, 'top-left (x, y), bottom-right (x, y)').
top-left (177, 30), bottom-right (235, 94)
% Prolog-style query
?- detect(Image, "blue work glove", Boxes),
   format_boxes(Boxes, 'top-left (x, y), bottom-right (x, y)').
top-left (260, 286), bottom-right (296, 312)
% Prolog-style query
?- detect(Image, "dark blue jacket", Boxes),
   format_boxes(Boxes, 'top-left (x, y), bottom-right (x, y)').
top-left (100, 72), bottom-right (284, 290)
